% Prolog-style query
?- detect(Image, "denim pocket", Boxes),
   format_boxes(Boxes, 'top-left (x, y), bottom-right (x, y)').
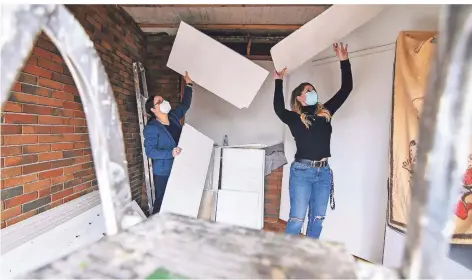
top-left (291, 161), bottom-right (310, 171)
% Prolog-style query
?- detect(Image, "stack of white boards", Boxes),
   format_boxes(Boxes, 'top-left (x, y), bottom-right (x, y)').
top-left (216, 147), bottom-right (266, 230)
top-left (166, 21), bottom-right (269, 109)
top-left (160, 124), bottom-right (266, 230)
top-left (0, 191), bottom-right (146, 279)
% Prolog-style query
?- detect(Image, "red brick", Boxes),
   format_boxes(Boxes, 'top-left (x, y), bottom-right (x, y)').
top-left (36, 95), bottom-right (63, 107)
top-left (38, 187), bottom-right (51, 198)
top-left (63, 101), bottom-right (82, 110)
top-left (2, 113), bottom-right (38, 124)
top-left (63, 164), bottom-right (83, 175)
top-left (62, 134), bottom-right (82, 142)
top-left (4, 192), bottom-right (38, 209)
top-left (23, 64), bottom-right (52, 79)
top-left (4, 154), bottom-right (38, 167)
top-left (51, 53), bottom-right (64, 64)
top-left (38, 58), bottom-right (63, 73)
top-left (51, 188), bottom-right (73, 201)
top-left (36, 87), bottom-right (51, 97)
top-left (6, 209), bottom-right (37, 226)
top-left (33, 47), bottom-right (52, 59)
top-left (38, 151), bottom-right (63, 162)
top-left (51, 143), bottom-right (74, 151)
top-left (50, 199), bottom-right (63, 208)
top-left (0, 206), bottom-right (21, 221)
top-left (3, 102), bottom-right (22, 112)
top-left (39, 168), bottom-right (63, 179)
top-left (51, 174), bottom-right (74, 184)
top-left (38, 115), bottom-right (64, 125)
top-left (27, 56), bottom-right (38, 66)
top-left (38, 78), bottom-right (64, 90)
top-left (51, 126), bottom-right (74, 133)
top-left (1, 146), bottom-right (22, 156)
top-left (63, 85), bottom-right (78, 94)
top-left (3, 135), bottom-right (37, 145)
top-left (10, 92), bottom-right (38, 104)
top-left (1, 124), bottom-right (22, 135)
top-left (51, 91), bottom-right (74, 101)
top-left (23, 179), bottom-right (50, 193)
top-left (23, 144), bottom-right (50, 154)
top-left (1, 174), bottom-right (37, 189)
top-left (22, 125), bottom-right (51, 134)
top-left (73, 182), bottom-right (90, 193)
top-left (64, 191), bottom-right (86, 203)
top-left (22, 104), bottom-right (52, 115)
top-left (38, 135), bottom-right (62, 143)
top-left (22, 162), bottom-right (51, 175)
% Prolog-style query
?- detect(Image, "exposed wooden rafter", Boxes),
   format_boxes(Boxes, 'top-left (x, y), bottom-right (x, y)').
top-left (138, 23), bottom-right (303, 31)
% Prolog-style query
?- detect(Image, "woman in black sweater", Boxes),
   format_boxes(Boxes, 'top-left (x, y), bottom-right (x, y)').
top-left (274, 42), bottom-right (353, 238)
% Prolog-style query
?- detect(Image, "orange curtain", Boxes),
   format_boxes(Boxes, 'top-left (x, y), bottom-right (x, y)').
top-left (388, 31), bottom-right (472, 244)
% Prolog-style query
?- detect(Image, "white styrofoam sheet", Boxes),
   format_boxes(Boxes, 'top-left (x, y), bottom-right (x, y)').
top-left (220, 148), bottom-right (265, 228)
top-left (0, 205), bottom-right (105, 279)
top-left (1, 191), bottom-right (101, 254)
top-left (160, 124), bottom-right (214, 217)
top-left (216, 190), bottom-right (262, 229)
top-left (270, 5), bottom-right (386, 72)
top-left (221, 148), bottom-right (265, 193)
top-left (167, 21), bottom-right (269, 109)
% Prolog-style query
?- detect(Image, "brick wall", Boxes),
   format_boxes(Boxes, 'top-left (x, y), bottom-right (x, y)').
top-left (144, 35), bottom-right (182, 107)
top-left (0, 5), bottom-right (145, 228)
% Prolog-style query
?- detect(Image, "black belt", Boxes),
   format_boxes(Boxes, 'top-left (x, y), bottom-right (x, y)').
top-left (295, 158), bottom-right (328, 168)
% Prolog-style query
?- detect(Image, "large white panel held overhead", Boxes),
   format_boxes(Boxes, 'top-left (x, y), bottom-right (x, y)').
top-left (270, 5), bottom-right (386, 72)
top-left (160, 124), bottom-right (214, 218)
top-left (167, 21), bottom-right (269, 109)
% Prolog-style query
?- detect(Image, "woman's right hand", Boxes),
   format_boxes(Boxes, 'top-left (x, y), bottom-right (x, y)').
top-left (172, 147), bottom-right (182, 157)
top-left (273, 68), bottom-right (287, 80)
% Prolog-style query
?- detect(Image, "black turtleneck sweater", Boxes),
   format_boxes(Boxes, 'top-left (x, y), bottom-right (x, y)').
top-left (274, 59), bottom-right (353, 161)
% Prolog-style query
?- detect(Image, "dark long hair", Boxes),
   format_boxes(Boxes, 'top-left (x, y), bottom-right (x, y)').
top-left (145, 96), bottom-right (156, 122)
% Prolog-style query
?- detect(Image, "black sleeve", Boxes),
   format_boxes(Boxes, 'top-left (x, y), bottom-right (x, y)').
top-left (324, 59), bottom-right (353, 115)
top-left (274, 79), bottom-right (297, 124)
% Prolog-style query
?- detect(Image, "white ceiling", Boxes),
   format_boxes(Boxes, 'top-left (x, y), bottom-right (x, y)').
top-left (121, 5), bottom-right (330, 35)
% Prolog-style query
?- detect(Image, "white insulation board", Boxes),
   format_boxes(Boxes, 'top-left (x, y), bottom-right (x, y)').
top-left (167, 21), bottom-right (269, 109)
top-left (160, 124), bottom-right (214, 217)
top-left (270, 5), bottom-right (386, 72)
top-left (216, 190), bottom-right (262, 229)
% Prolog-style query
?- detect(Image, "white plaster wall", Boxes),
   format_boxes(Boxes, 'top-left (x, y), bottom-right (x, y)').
top-left (185, 61), bottom-right (284, 146)
top-left (279, 4), bottom-right (471, 275)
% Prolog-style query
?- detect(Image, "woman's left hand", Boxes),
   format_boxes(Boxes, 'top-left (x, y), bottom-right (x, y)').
top-left (333, 42), bottom-right (349, 61)
top-left (184, 71), bottom-right (192, 84)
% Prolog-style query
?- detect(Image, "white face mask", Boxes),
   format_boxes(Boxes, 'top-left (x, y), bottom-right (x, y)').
top-left (159, 100), bottom-right (171, 114)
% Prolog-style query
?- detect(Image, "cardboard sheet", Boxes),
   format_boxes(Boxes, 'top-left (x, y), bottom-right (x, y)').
top-left (160, 124), bottom-right (214, 218)
top-left (270, 5), bottom-right (385, 72)
top-left (167, 21), bottom-right (269, 109)
top-left (216, 190), bottom-right (262, 229)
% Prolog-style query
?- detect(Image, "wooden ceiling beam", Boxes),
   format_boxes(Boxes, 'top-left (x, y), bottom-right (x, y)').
top-left (123, 4), bottom-right (330, 8)
top-left (139, 23), bottom-right (303, 30)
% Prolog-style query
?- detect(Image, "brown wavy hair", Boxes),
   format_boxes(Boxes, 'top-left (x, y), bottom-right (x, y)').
top-left (290, 82), bottom-right (331, 129)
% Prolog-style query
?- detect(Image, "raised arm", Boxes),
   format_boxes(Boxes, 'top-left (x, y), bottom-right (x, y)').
top-left (273, 69), bottom-right (296, 124)
top-left (143, 125), bottom-right (173, 160)
top-left (172, 71), bottom-right (193, 120)
top-left (324, 43), bottom-right (353, 115)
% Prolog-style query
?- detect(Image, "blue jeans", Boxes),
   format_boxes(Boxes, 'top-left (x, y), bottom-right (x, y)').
top-left (152, 175), bottom-right (169, 214)
top-left (285, 161), bottom-right (333, 238)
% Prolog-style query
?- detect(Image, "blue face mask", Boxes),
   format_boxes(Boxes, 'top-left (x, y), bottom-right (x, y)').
top-left (305, 90), bottom-right (318, 105)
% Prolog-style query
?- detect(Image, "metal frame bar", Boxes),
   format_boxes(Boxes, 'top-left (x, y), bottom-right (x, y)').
top-left (133, 62), bottom-right (154, 215)
top-left (1, 4), bottom-right (134, 236)
top-left (401, 5), bottom-right (472, 278)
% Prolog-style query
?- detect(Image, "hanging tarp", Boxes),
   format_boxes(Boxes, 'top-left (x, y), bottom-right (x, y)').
top-left (388, 31), bottom-right (472, 244)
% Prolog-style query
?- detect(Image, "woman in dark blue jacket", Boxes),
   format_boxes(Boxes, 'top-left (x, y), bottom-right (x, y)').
top-left (143, 71), bottom-right (193, 214)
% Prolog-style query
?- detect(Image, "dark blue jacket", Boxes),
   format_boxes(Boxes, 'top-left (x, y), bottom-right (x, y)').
top-left (143, 85), bottom-right (192, 176)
